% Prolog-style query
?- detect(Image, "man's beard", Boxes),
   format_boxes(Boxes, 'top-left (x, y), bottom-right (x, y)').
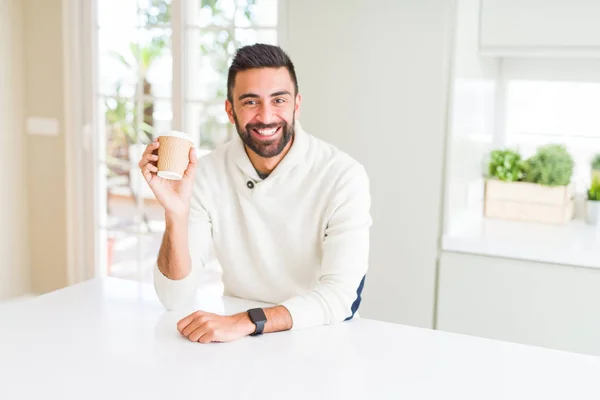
top-left (233, 111), bottom-right (295, 158)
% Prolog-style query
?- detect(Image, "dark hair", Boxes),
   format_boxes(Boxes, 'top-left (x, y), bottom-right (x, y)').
top-left (227, 43), bottom-right (299, 102)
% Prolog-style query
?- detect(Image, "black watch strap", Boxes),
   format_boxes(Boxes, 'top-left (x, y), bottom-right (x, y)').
top-left (247, 308), bottom-right (267, 336)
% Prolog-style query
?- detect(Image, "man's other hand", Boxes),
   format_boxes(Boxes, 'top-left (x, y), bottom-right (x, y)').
top-left (177, 310), bottom-right (255, 343)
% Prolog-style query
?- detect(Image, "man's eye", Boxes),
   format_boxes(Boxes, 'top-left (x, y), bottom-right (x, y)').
top-left (245, 100), bottom-right (257, 106)
top-left (274, 98), bottom-right (285, 104)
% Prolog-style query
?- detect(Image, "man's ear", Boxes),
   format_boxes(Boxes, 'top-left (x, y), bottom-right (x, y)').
top-left (294, 93), bottom-right (302, 119)
top-left (225, 99), bottom-right (235, 124)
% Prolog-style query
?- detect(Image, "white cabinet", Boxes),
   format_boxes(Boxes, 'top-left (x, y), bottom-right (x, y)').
top-left (437, 251), bottom-right (600, 356)
top-left (480, 0), bottom-right (600, 57)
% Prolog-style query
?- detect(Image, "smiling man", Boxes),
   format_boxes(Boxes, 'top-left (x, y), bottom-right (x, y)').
top-left (139, 44), bottom-right (372, 343)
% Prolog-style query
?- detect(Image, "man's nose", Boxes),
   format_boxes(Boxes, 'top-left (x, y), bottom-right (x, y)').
top-left (255, 103), bottom-right (277, 125)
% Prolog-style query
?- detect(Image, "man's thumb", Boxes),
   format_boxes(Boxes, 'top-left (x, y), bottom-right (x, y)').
top-left (183, 147), bottom-right (198, 180)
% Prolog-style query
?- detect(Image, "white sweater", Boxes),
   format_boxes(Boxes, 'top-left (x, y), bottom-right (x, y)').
top-left (153, 122), bottom-right (372, 330)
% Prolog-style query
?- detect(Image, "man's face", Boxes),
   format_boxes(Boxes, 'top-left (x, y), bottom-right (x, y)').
top-left (226, 67), bottom-right (301, 158)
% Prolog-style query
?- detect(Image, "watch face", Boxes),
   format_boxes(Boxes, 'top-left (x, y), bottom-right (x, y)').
top-left (248, 308), bottom-right (267, 323)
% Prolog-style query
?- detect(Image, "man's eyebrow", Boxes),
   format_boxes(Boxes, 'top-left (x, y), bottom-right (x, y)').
top-left (238, 91), bottom-right (292, 101)
top-left (238, 93), bottom-right (260, 101)
top-left (271, 91), bottom-right (291, 97)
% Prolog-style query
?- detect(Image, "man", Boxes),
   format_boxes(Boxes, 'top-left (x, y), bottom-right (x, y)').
top-left (138, 44), bottom-right (371, 343)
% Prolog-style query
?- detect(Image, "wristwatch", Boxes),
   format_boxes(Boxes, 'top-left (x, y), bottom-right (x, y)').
top-left (247, 308), bottom-right (267, 336)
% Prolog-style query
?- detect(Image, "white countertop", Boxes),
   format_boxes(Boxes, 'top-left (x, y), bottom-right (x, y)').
top-left (443, 211), bottom-right (600, 269)
top-left (1, 277), bottom-right (599, 399)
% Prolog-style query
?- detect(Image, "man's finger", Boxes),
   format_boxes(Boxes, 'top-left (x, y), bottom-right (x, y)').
top-left (139, 143), bottom-right (159, 168)
top-left (139, 153), bottom-right (159, 170)
top-left (188, 325), bottom-right (205, 342)
top-left (180, 318), bottom-right (198, 337)
top-left (142, 165), bottom-right (153, 183)
top-left (189, 147), bottom-right (198, 165)
top-left (181, 318), bottom-right (201, 338)
top-left (141, 164), bottom-right (158, 183)
top-left (142, 141), bottom-right (159, 157)
top-left (177, 311), bottom-right (202, 333)
top-left (183, 147), bottom-right (198, 180)
top-left (198, 330), bottom-right (214, 344)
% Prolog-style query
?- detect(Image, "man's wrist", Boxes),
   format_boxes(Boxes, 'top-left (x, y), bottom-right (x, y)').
top-left (165, 211), bottom-right (188, 227)
top-left (234, 312), bottom-right (256, 336)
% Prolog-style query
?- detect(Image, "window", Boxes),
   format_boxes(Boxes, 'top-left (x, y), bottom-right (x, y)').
top-left (502, 63), bottom-right (600, 193)
top-left (183, 0), bottom-right (278, 149)
top-left (97, 0), bottom-right (278, 280)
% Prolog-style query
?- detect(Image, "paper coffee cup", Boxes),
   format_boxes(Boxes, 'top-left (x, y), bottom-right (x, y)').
top-left (156, 131), bottom-right (194, 180)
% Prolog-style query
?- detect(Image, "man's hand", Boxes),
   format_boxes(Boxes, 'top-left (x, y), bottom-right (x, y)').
top-left (177, 310), bottom-right (255, 343)
top-left (177, 306), bottom-right (293, 343)
top-left (138, 138), bottom-right (198, 219)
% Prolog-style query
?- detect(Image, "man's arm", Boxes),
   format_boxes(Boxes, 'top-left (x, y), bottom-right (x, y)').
top-left (262, 306), bottom-right (293, 332)
top-left (157, 214), bottom-right (191, 280)
top-left (279, 164), bottom-right (371, 330)
top-left (176, 305), bottom-right (293, 343)
top-left (260, 165), bottom-right (370, 332)
top-left (138, 140), bottom-right (217, 310)
top-left (154, 180), bottom-right (219, 310)
top-left (153, 212), bottom-right (202, 311)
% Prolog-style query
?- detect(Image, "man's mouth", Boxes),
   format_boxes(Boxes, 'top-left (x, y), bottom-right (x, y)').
top-left (251, 126), bottom-right (281, 137)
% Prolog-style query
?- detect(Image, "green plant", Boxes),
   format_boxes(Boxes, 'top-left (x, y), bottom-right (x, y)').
top-left (110, 38), bottom-right (166, 128)
top-left (488, 149), bottom-right (525, 182)
top-left (591, 154), bottom-right (600, 171)
top-left (588, 177), bottom-right (600, 201)
top-left (195, 0), bottom-right (256, 144)
top-left (104, 0), bottom-right (260, 150)
top-left (522, 144), bottom-right (574, 187)
top-left (105, 99), bottom-right (154, 145)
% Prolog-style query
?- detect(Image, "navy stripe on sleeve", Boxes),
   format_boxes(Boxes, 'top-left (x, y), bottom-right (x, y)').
top-left (345, 275), bottom-right (366, 321)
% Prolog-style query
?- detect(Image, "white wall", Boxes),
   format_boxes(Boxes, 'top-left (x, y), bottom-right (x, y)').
top-left (443, 0), bottom-right (499, 234)
top-left (281, 0), bottom-right (455, 328)
top-left (23, 0), bottom-right (70, 294)
top-left (0, 0), bottom-right (30, 300)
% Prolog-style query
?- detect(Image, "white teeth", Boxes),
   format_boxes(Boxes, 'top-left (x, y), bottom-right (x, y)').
top-left (256, 127), bottom-right (278, 136)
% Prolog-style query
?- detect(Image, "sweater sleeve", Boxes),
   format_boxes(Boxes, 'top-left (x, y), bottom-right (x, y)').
top-left (280, 164), bottom-right (372, 330)
top-left (153, 175), bottom-right (222, 310)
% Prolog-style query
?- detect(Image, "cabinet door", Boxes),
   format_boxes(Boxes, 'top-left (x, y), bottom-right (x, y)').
top-left (480, 0), bottom-right (600, 49)
top-left (437, 251), bottom-right (600, 357)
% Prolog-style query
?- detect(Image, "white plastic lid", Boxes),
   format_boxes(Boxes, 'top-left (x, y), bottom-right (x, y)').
top-left (157, 170), bottom-right (183, 180)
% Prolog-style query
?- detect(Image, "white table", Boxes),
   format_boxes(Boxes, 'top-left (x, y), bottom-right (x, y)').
top-left (1, 278), bottom-right (599, 400)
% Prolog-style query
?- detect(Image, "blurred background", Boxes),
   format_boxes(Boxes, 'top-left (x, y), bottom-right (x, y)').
top-left (2, 0), bottom-right (600, 357)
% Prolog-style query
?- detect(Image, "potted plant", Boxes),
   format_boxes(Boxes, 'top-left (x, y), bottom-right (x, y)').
top-left (586, 177), bottom-right (600, 225)
top-left (487, 148), bottom-right (525, 183)
top-left (521, 144), bottom-right (574, 187)
top-left (591, 154), bottom-right (600, 182)
top-left (485, 144), bottom-right (575, 224)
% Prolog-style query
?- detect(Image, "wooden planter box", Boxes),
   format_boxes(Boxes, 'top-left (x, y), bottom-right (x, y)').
top-left (484, 180), bottom-right (574, 225)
